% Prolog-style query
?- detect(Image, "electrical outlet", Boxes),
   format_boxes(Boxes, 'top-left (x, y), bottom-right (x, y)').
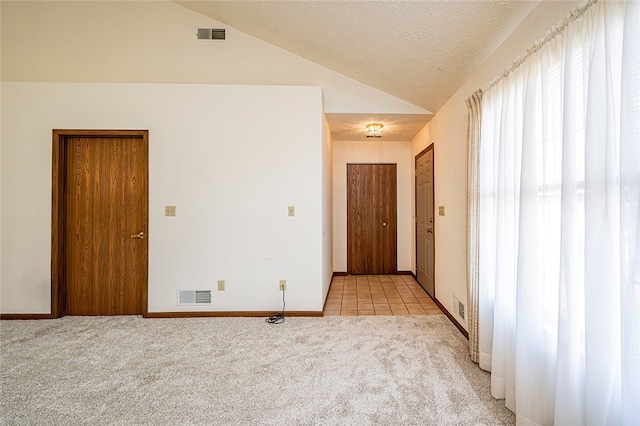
top-left (165, 205), bottom-right (176, 216)
top-left (279, 280), bottom-right (287, 291)
top-left (217, 280), bottom-right (225, 291)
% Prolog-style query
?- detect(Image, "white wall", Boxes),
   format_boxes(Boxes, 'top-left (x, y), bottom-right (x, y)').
top-left (0, 82), bottom-right (324, 313)
top-left (332, 140), bottom-right (413, 273)
top-left (321, 116), bottom-right (333, 303)
top-left (0, 1), bottom-right (427, 116)
top-left (0, 2), bottom-right (3, 298)
top-left (411, 0), bottom-right (579, 330)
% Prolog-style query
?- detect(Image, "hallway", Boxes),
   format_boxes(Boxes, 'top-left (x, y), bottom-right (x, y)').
top-left (324, 274), bottom-right (443, 316)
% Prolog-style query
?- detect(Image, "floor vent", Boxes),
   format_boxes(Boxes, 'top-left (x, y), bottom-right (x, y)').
top-left (178, 289), bottom-right (212, 305)
top-left (453, 295), bottom-right (465, 319)
top-left (196, 28), bottom-right (226, 40)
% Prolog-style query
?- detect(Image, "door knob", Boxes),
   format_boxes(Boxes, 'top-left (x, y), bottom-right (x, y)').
top-left (383, 222), bottom-right (387, 227)
top-left (130, 232), bottom-right (144, 239)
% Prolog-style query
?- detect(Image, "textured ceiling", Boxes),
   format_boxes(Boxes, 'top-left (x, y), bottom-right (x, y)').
top-left (176, 0), bottom-right (541, 141)
top-left (326, 113), bottom-right (431, 141)
top-left (176, 0), bottom-right (539, 116)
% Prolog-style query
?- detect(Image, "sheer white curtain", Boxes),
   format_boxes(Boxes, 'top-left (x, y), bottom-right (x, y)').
top-left (466, 89), bottom-right (483, 364)
top-left (478, 0), bottom-right (640, 424)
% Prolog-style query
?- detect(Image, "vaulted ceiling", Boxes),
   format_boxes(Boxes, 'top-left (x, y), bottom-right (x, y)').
top-left (176, 1), bottom-right (540, 140)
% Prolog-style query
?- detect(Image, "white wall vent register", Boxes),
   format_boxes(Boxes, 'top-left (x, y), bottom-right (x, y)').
top-left (196, 28), bottom-right (226, 41)
top-left (178, 289), bottom-right (212, 305)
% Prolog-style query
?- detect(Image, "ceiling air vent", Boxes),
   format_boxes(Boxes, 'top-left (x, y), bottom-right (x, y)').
top-left (178, 289), bottom-right (212, 305)
top-left (197, 28), bottom-right (226, 41)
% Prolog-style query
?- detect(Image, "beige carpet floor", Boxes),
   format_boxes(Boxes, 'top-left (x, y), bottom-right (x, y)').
top-left (1, 315), bottom-right (513, 425)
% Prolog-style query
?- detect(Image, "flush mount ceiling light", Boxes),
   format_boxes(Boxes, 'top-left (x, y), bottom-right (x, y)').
top-left (366, 123), bottom-right (384, 138)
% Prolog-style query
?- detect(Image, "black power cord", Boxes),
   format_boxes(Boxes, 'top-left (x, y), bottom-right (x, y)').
top-left (265, 288), bottom-right (286, 324)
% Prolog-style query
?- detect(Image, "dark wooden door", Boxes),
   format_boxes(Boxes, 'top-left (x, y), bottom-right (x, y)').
top-left (416, 147), bottom-right (435, 297)
top-left (64, 133), bottom-right (147, 315)
top-left (347, 164), bottom-right (397, 274)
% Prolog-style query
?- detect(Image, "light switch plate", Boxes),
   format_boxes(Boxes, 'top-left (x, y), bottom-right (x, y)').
top-left (288, 206), bottom-right (295, 217)
top-left (438, 206), bottom-right (445, 216)
top-left (165, 206), bottom-right (176, 216)
top-left (217, 280), bottom-right (225, 291)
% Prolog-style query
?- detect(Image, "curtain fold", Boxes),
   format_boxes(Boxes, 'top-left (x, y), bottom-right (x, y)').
top-left (477, 0), bottom-right (640, 424)
top-left (466, 89), bottom-right (483, 364)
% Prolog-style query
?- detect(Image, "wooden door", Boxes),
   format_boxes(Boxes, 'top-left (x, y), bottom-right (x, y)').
top-left (416, 146), bottom-right (435, 297)
top-left (52, 130), bottom-right (148, 316)
top-left (347, 164), bottom-right (397, 274)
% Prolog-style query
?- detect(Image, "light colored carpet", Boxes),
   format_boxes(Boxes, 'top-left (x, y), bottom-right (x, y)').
top-left (1, 315), bottom-right (513, 425)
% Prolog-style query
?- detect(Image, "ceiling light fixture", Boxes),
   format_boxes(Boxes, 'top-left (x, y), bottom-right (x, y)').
top-left (366, 123), bottom-right (384, 138)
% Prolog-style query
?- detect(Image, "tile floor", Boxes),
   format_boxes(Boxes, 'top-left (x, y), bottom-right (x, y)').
top-left (323, 274), bottom-right (444, 316)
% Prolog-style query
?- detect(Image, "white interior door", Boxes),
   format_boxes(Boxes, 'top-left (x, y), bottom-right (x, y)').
top-left (416, 147), bottom-right (435, 297)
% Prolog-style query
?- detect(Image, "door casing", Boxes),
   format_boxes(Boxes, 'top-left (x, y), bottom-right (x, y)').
top-left (51, 129), bottom-right (149, 318)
